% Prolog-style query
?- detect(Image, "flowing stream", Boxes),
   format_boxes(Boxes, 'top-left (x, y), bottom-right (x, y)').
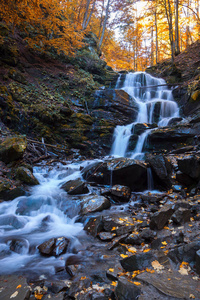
top-left (111, 72), bottom-right (180, 159)
top-left (0, 161), bottom-right (98, 277)
top-left (0, 72), bottom-right (180, 279)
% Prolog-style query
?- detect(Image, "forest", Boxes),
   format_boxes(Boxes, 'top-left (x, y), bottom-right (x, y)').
top-left (0, 0), bottom-right (199, 71)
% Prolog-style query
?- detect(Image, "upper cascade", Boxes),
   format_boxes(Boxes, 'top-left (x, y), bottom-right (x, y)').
top-left (111, 72), bottom-right (180, 158)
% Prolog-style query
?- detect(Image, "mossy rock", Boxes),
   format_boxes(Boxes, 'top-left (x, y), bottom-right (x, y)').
top-left (0, 136), bottom-right (27, 163)
top-left (0, 179), bottom-right (11, 194)
top-left (16, 167), bottom-right (39, 185)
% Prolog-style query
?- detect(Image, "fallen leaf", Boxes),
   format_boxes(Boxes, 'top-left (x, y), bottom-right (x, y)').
top-left (168, 278), bottom-right (171, 281)
top-left (127, 247), bottom-right (137, 254)
top-left (108, 268), bottom-right (114, 272)
top-left (161, 241), bottom-right (167, 245)
top-left (151, 260), bottom-right (164, 272)
top-left (133, 281), bottom-right (141, 286)
top-left (111, 281), bottom-right (117, 286)
top-left (16, 285), bottom-right (21, 289)
top-left (120, 254), bottom-right (128, 258)
top-left (111, 227), bottom-right (116, 231)
top-left (10, 291), bottom-right (18, 298)
top-left (80, 276), bottom-right (87, 280)
top-left (189, 294), bottom-right (195, 299)
top-left (164, 226), bottom-right (169, 230)
top-left (143, 249), bottom-right (150, 253)
top-left (146, 268), bottom-right (155, 273)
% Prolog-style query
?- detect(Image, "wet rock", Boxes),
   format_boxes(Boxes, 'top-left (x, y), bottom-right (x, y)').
top-left (0, 214), bottom-right (26, 229)
top-left (106, 263), bottom-right (122, 281)
top-left (150, 204), bottom-right (174, 230)
top-left (114, 277), bottom-right (141, 300)
top-left (120, 252), bottom-right (156, 272)
top-left (151, 234), bottom-right (173, 249)
top-left (110, 185), bottom-right (131, 202)
top-left (67, 275), bottom-right (91, 299)
top-left (137, 271), bottom-right (200, 299)
top-left (171, 208), bottom-right (191, 224)
top-left (84, 216), bottom-right (103, 237)
top-left (134, 123), bottom-right (152, 135)
top-left (115, 225), bottom-right (135, 237)
top-left (169, 145), bottom-right (194, 154)
top-left (140, 229), bottom-right (156, 242)
top-left (0, 136), bottom-right (27, 163)
top-left (16, 196), bottom-right (51, 215)
top-left (124, 233), bottom-right (142, 245)
top-left (103, 215), bottom-right (134, 232)
top-left (44, 280), bottom-right (69, 294)
top-left (38, 237), bottom-right (69, 257)
top-left (82, 158), bottom-right (147, 191)
top-left (146, 154), bottom-right (172, 189)
top-left (81, 195), bottom-right (110, 215)
top-left (0, 178), bottom-right (26, 200)
top-left (196, 249), bottom-right (200, 275)
top-left (168, 240), bottom-right (200, 264)
top-left (16, 166), bottom-right (39, 185)
top-left (61, 178), bottom-right (89, 195)
top-left (9, 238), bottom-right (29, 254)
top-left (140, 192), bottom-right (165, 203)
top-left (99, 232), bottom-right (116, 241)
top-left (178, 155), bottom-right (200, 179)
top-left (0, 275), bottom-right (31, 300)
top-left (176, 171), bottom-right (194, 186)
top-left (108, 234), bottom-right (128, 250)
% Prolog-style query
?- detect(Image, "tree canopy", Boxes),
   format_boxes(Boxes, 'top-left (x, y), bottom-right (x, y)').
top-left (0, 0), bottom-right (199, 70)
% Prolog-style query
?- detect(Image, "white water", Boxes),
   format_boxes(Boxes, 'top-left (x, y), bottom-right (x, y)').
top-left (111, 72), bottom-right (180, 158)
top-left (0, 160), bottom-right (99, 276)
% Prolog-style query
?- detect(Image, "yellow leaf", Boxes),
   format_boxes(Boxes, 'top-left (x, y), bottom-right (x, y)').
top-left (109, 268), bottom-right (114, 272)
top-left (143, 249), bottom-right (150, 253)
top-left (111, 227), bottom-right (116, 231)
top-left (80, 276), bottom-right (87, 280)
top-left (146, 268), bottom-right (155, 273)
top-left (164, 250), bottom-right (169, 255)
top-left (128, 247), bottom-right (137, 254)
top-left (111, 281), bottom-right (117, 286)
top-left (168, 278), bottom-right (171, 281)
top-left (161, 241), bottom-right (167, 245)
top-left (120, 254), bottom-right (128, 258)
top-left (133, 281), bottom-right (141, 286)
top-left (16, 285), bottom-right (22, 289)
top-left (164, 226), bottom-right (169, 230)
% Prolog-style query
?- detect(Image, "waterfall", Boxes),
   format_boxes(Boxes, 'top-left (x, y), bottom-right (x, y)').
top-left (111, 72), bottom-right (179, 158)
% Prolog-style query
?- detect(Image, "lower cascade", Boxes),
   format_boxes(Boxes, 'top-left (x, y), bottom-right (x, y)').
top-left (111, 72), bottom-right (180, 159)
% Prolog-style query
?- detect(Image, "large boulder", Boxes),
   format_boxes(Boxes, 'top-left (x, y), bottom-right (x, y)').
top-left (120, 252), bottom-right (156, 271)
top-left (82, 158), bottom-right (148, 191)
top-left (0, 136), bottom-right (27, 163)
top-left (146, 154), bottom-right (172, 189)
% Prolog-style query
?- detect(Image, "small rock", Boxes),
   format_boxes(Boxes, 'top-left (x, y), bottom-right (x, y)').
top-left (171, 208), bottom-right (191, 224)
top-left (38, 237), bottom-right (69, 257)
top-left (110, 185), bottom-right (131, 202)
top-left (61, 178), bottom-right (89, 195)
top-left (99, 232), bottom-right (116, 241)
top-left (114, 277), bottom-right (141, 300)
top-left (150, 204), bottom-right (174, 230)
top-left (108, 234), bottom-right (128, 250)
top-left (81, 195), bottom-right (110, 215)
top-left (0, 136), bottom-right (27, 163)
top-left (120, 252), bottom-right (155, 271)
top-left (84, 216), bottom-right (103, 237)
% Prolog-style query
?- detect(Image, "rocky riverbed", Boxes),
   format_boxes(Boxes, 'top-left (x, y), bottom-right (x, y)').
top-left (0, 134), bottom-right (200, 300)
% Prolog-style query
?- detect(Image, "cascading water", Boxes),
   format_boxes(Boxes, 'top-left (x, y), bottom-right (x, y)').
top-left (111, 72), bottom-right (180, 159)
top-left (0, 161), bottom-right (94, 276)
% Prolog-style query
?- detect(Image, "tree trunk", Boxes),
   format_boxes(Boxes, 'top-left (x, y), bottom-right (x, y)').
top-left (175, 0), bottom-right (180, 55)
top-left (82, 0), bottom-right (91, 29)
top-left (164, 0), bottom-right (175, 63)
top-left (85, 0), bottom-right (96, 29)
top-left (99, 0), bottom-right (111, 48)
top-left (155, 9), bottom-right (158, 64)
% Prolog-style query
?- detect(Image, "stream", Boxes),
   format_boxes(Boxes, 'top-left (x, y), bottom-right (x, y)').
top-left (0, 72), bottom-right (193, 286)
